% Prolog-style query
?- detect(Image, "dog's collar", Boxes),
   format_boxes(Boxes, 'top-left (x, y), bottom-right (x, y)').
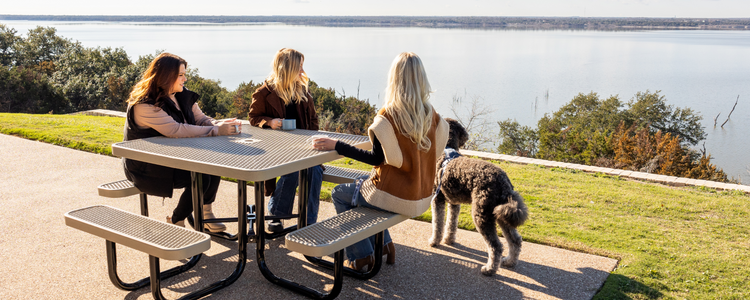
top-left (442, 148), bottom-right (462, 168)
top-left (434, 147), bottom-right (462, 200)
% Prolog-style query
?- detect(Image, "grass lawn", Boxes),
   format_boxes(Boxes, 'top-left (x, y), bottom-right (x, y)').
top-left (2, 113), bottom-right (749, 299)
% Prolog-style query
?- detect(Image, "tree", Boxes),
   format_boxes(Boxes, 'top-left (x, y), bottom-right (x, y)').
top-left (0, 66), bottom-right (67, 114)
top-left (534, 91), bottom-right (706, 165)
top-left (0, 24), bottom-right (19, 66)
top-left (51, 45), bottom-right (137, 111)
top-left (497, 119), bottom-right (537, 157)
top-left (449, 94), bottom-right (496, 151)
top-left (12, 26), bottom-right (72, 68)
top-left (228, 80), bottom-right (261, 119)
top-left (624, 90), bottom-right (705, 146)
top-left (536, 92), bottom-right (621, 164)
top-left (608, 122), bottom-right (727, 181)
top-left (186, 68), bottom-right (233, 118)
top-left (311, 80), bottom-right (377, 135)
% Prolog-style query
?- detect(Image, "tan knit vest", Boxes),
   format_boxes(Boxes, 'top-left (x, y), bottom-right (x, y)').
top-left (360, 108), bottom-right (449, 217)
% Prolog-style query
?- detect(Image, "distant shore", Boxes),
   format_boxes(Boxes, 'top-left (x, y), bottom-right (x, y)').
top-left (2, 15), bottom-right (749, 30)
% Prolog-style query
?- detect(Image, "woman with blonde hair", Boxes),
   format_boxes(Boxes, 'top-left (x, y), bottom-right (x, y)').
top-left (248, 48), bottom-right (322, 232)
top-left (123, 52), bottom-right (241, 232)
top-left (314, 52), bottom-right (449, 271)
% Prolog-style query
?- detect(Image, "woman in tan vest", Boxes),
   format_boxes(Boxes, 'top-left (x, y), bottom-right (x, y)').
top-left (314, 52), bottom-right (449, 271)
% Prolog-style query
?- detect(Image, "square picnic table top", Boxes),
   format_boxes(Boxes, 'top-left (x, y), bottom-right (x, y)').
top-left (112, 125), bottom-right (371, 182)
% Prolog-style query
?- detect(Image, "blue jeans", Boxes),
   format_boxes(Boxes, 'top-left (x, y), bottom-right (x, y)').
top-left (331, 176), bottom-right (392, 262)
top-left (268, 165), bottom-right (323, 225)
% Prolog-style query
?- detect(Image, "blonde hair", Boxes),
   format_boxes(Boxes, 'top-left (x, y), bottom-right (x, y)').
top-left (127, 53), bottom-right (187, 106)
top-left (266, 48), bottom-right (308, 105)
top-left (383, 52), bottom-right (434, 151)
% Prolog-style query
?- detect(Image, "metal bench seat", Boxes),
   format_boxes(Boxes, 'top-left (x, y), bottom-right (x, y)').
top-left (281, 207), bottom-right (408, 299)
top-left (65, 205), bottom-right (211, 299)
top-left (98, 180), bottom-right (141, 198)
top-left (286, 207), bottom-right (407, 257)
top-left (65, 205), bottom-right (210, 260)
top-left (322, 166), bottom-right (369, 184)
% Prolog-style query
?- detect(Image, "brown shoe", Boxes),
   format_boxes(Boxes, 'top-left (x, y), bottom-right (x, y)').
top-left (383, 242), bottom-right (396, 265)
top-left (344, 255), bottom-right (374, 272)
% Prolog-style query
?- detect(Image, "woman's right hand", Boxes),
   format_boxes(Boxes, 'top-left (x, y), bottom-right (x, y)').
top-left (217, 118), bottom-right (242, 136)
top-left (267, 118), bottom-right (283, 130)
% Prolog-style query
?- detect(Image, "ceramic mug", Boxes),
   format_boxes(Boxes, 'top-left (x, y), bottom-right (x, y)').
top-left (281, 119), bottom-right (296, 130)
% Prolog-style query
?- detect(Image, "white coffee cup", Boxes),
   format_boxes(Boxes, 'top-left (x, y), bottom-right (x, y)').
top-left (307, 134), bottom-right (329, 150)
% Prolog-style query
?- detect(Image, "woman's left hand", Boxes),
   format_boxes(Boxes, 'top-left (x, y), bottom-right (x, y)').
top-left (313, 137), bottom-right (338, 151)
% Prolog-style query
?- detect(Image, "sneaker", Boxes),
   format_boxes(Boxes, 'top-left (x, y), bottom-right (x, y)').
top-left (267, 220), bottom-right (284, 233)
top-left (166, 216), bottom-right (185, 228)
top-left (202, 204), bottom-right (227, 233)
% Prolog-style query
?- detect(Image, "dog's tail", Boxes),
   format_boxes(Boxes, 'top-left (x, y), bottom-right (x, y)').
top-left (494, 191), bottom-right (528, 228)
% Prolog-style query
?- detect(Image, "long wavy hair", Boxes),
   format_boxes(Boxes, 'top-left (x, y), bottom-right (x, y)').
top-left (266, 48), bottom-right (308, 105)
top-left (383, 52), bottom-right (434, 151)
top-left (127, 53), bottom-right (187, 106)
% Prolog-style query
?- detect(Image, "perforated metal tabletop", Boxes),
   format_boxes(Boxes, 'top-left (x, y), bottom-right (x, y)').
top-left (112, 125), bottom-right (370, 182)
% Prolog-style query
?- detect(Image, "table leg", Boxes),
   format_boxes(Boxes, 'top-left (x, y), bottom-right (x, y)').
top-left (190, 172), bottom-right (204, 233)
top-left (297, 168), bottom-right (310, 229)
top-left (256, 177), bottom-right (345, 299)
top-left (147, 174), bottom-right (248, 299)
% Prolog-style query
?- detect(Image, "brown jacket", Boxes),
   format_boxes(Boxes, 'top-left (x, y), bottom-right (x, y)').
top-left (248, 81), bottom-right (320, 196)
top-left (359, 108), bottom-right (449, 217)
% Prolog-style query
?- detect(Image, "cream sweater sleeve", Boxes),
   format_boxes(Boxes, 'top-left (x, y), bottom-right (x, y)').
top-left (132, 103), bottom-right (219, 138)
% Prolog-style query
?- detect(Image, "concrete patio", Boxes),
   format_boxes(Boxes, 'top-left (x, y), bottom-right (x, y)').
top-left (0, 133), bottom-right (617, 299)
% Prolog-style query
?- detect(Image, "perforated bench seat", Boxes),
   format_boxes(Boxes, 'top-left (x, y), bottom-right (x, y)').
top-left (65, 205), bottom-right (210, 260)
top-left (322, 166), bottom-right (369, 184)
top-left (98, 180), bottom-right (141, 198)
top-left (285, 207), bottom-right (408, 257)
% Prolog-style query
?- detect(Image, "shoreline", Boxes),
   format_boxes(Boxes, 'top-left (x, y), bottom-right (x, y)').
top-left (2, 15), bottom-right (749, 30)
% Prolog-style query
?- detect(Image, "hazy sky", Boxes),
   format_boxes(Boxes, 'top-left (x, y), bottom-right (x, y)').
top-left (2, 0), bottom-right (748, 18)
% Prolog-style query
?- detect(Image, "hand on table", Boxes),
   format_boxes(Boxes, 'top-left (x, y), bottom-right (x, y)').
top-left (313, 137), bottom-right (338, 151)
top-left (217, 118), bottom-right (242, 135)
top-left (268, 118), bottom-right (283, 130)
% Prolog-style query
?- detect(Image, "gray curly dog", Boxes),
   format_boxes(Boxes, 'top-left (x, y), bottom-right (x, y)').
top-left (430, 118), bottom-right (529, 276)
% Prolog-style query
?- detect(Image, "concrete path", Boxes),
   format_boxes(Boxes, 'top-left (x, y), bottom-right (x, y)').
top-left (0, 133), bottom-right (617, 299)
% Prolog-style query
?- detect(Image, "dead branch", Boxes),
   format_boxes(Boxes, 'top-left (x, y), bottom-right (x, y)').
top-left (714, 112), bottom-right (720, 127)
top-left (721, 95), bottom-right (739, 128)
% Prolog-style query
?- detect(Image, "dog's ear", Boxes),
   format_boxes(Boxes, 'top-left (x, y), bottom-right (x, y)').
top-left (445, 118), bottom-right (469, 149)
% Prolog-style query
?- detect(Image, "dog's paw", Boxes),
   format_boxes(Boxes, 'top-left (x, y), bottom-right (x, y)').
top-left (480, 265), bottom-right (496, 276)
top-left (428, 238), bottom-right (440, 247)
top-left (441, 237), bottom-right (455, 245)
top-left (501, 257), bottom-right (518, 268)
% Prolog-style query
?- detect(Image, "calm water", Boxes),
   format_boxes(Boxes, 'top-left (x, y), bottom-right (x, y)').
top-left (3, 21), bottom-right (749, 183)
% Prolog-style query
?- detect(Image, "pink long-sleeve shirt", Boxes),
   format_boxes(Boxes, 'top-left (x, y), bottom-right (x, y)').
top-left (131, 99), bottom-right (219, 138)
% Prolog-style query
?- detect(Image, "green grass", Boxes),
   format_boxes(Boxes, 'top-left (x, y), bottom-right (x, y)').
top-left (0, 113), bottom-right (123, 155)
top-left (3, 112), bottom-right (749, 299)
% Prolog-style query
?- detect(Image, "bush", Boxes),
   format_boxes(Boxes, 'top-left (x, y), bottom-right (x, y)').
top-left (185, 69), bottom-right (233, 118)
top-left (0, 67), bottom-right (67, 114)
top-left (310, 80), bottom-right (377, 135)
top-left (51, 45), bottom-right (139, 111)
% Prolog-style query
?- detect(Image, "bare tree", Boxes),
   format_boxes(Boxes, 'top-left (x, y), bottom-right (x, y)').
top-left (449, 94), bottom-right (497, 152)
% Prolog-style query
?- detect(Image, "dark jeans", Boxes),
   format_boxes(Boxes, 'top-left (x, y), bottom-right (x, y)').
top-left (268, 165), bottom-right (323, 225)
top-left (171, 170), bottom-right (220, 223)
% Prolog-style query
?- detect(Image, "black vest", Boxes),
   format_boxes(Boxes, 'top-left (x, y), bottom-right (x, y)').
top-left (122, 90), bottom-right (200, 197)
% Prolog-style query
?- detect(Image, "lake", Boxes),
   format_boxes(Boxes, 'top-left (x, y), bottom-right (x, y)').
top-left (3, 20), bottom-right (749, 183)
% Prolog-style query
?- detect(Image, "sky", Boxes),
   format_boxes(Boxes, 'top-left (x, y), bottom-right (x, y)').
top-left (1, 0), bottom-right (748, 18)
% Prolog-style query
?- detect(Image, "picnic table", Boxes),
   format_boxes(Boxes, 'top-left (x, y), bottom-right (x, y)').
top-left (111, 124), bottom-right (371, 298)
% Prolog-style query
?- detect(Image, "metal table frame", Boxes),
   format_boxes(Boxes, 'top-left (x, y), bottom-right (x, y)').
top-left (112, 125), bottom-right (370, 299)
